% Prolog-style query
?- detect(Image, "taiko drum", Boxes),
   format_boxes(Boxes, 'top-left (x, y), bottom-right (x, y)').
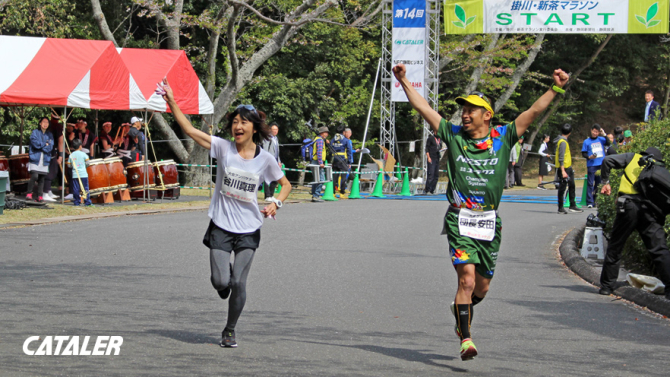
top-left (86, 159), bottom-right (111, 195)
top-left (103, 157), bottom-right (127, 190)
top-left (153, 160), bottom-right (179, 189)
top-left (8, 154), bottom-right (30, 184)
top-left (126, 161), bottom-right (156, 190)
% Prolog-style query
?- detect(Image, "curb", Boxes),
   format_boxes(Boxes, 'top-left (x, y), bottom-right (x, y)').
top-left (0, 205), bottom-right (209, 229)
top-left (559, 225), bottom-right (670, 317)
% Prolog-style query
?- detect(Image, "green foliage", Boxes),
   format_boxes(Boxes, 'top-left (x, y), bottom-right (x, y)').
top-left (596, 118), bottom-right (670, 275)
top-left (0, 0), bottom-right (97, 39)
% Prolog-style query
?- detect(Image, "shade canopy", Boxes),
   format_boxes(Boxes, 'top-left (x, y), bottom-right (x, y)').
top-left (0, 36), bottom-right (146, 110)
top-left (117, 48), bottom-right (214, 115)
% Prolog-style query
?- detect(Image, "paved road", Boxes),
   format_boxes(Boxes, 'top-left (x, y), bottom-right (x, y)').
top-left (1, 197), bottom-right (669, 376)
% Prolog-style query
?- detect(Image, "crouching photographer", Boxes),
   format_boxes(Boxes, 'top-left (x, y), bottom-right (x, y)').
top-left (598, 147), bottom-right (670, 299)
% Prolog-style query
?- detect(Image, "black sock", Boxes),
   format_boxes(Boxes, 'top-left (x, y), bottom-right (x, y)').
top-left (471, 294), bottom-right (484, 306)
top-left (456, 304), bottom-right (473, 340)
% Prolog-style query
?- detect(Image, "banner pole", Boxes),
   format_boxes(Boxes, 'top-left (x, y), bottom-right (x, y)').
top-left (357, 57), bottom-right (382, 172)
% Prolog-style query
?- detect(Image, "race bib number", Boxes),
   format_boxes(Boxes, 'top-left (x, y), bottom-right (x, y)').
top-left (591, 143), bottom-right (604, 158)
top-left (221, 166), bottom-right (259, 203)
top-left (458, 208), bottom-right (496, 241)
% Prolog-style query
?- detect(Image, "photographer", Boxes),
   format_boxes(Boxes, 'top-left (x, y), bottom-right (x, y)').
top-left (598, 147), bottom-right (670, 299)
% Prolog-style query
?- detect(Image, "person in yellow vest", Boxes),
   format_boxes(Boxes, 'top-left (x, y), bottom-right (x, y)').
top-left (310, 125), bottom-right (329, 202)
top-left (555, 124), bottom-right (583, 214)
top-left (598, 147), bottom-right (670, 299)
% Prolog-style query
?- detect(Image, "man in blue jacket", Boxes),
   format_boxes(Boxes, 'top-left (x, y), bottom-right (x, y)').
top-left (581, 124), bottom-right (610, 208)
top-left (644, 90), bottom-right (662, 122)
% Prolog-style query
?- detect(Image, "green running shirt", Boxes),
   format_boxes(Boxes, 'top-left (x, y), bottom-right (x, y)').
top-left (437, 118), bottom-right (519, 211)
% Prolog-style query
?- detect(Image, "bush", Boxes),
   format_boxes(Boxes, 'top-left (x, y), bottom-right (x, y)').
top-left (596, 119), bottom-right (670, 275)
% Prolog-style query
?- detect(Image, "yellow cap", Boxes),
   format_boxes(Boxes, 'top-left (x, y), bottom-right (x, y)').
top-left (456, 93), bottom-right (494, 117)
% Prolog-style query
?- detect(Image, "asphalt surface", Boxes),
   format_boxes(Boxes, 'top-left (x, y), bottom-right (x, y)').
top-left (1, 195), bottom-right (669, 376)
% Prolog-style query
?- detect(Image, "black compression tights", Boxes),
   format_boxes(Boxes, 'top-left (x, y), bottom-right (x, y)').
top-left (209, 248), bottom-right (256, 331)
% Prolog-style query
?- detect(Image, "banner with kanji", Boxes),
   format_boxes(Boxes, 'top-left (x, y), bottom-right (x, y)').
top-left (444, 0), bottom-right (670, 34)
top-left (392, 0), bottom-right (427, 102)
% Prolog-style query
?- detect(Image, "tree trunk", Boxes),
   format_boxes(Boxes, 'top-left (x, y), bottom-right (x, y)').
top-left (449, 34), bottom-right (501, 124)
top-left (90, 0), bottom-right (119, 47)
top-left (493, 34), bottom-right (545, 113)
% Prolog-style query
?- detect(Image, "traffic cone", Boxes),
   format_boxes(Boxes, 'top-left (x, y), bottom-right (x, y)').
top-left (322, 161), bottom-right (338, 201)
top-left (399, 168), bottom-right (412, 196)
top-left (371, 168), bottom-right (386, 198)
top-left (579, 174), bottom-right (588, 207)
top-left (274, 164), bottom-right (285, 194)
top-left (395, 163), bottom-right (402, 181)
top-left (349, 169), bottom-right (362, 199)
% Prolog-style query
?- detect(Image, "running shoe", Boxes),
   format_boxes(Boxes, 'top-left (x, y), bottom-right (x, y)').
top-left (460, 338), bottom-right (477, 361)
top-left (264, 197), bottom-right (274, 203)
top-left (25, 193), bottom-right (32, 200)
top-left (569, 206), bottom-right (583, 213)
top-left (42, 195), bottom-right (57, 202)
top-left (217, 286), bottom-right (231, 300)
top-left (449, 302), bottom-right (461, 338)
top-left (557, 208), bottom-right (568, 214)
top-left (64, 194), bottom-right (74, 200)
top-left (537, 186), bottom-right (547, 190)
top-left (220, 329), bottom-right (237, 348)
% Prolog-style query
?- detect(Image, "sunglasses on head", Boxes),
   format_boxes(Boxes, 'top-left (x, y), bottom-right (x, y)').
top-left (236, 104), bottom-right (257, 112)
top-left (469, 91), bottom-right (490, 103)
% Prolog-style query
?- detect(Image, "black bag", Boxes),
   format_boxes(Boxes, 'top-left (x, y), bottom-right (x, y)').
top-left (634, 157), bottom-right (670, 215)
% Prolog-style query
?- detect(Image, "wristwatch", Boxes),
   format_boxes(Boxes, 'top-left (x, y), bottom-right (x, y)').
top-left (270, 197), bottom-right (283, 208)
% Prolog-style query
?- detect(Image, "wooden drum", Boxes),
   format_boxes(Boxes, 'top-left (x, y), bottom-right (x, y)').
top-left (0, 155), bottom-right (8, 172)
top-left (103, 157), bottom-right (127, 190)
top-left (153, 160), bottom-right (179, 189)
top-left (9, 154), bottom-right (30, 184)
top-left (86, 159), bottom-right (111, 195)
top-left (126, 161), bottom-right (155, 190)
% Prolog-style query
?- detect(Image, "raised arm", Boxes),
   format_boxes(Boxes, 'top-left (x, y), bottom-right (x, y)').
top-left (159, 78), bottom-right (212, 150)
top-left (515, 69), bottom-right (569, 137)
top-left (392, 64), bottom-right (442, 133)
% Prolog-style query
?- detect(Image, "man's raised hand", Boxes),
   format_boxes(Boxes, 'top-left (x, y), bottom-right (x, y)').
top-left (392, 64), bottom-right (406, 81)
top-left (553, 69), bottom-right (569, 88)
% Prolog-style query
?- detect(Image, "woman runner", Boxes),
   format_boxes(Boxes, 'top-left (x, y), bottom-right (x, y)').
top-left (159, 79), bottom-right (292, 348)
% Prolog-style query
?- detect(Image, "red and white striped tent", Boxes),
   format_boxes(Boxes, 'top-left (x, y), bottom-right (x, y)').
top-left (0, 36), bottom-right (146, 110)
top-left (117, 48), bottom-right (214, 115)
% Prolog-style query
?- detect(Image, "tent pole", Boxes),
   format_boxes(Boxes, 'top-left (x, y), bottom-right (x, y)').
top-left (18, 107), bottom-right (25, 153)
top-left (61, 106), bottom-right (67, 205)
top-left (95, 110), bottom-right (99, 158)
top-left (144, 109), bottom-right (148, 202)
top-left (357, 58), bottom-right (381, 172)
top-left (210, 114), bottom-right (213, 199)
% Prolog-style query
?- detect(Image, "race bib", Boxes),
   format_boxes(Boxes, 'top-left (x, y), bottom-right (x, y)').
top-left (221, 166), bottom-right (259, 203)
top-left (591, 143), bottom-right (604, 158)
top-left (458, 208), bottom-right (497, 241)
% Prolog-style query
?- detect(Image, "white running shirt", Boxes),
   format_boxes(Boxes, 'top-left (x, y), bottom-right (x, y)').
top-left (209, 137), bottom-right (284, 233)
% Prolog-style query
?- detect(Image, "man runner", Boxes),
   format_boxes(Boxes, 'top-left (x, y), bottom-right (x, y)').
top-left (392, 63), bottom-right (569, 360)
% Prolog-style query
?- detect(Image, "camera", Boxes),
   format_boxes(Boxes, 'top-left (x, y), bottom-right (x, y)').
top-left (586, 213), bottom-right (606, 228)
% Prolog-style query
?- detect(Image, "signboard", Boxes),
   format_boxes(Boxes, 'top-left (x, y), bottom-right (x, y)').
top-left (392, 0), bottom-right (427, 102)
top-left (444, 0), bottom-right (669, 34)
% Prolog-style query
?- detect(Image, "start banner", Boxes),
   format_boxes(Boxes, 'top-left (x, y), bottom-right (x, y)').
top-left (392, 0), bottom-right (427, 102)
top-left (444, 0), bottom-right (669, 34)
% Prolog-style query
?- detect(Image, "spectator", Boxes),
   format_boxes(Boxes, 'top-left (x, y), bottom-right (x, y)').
top-left (623, 129), bottom-right (633, 145)
top-left (68, 138), bottom-right (92, 206)
top-left (555, 124), bottom-right (582, 214)
top-left (513, 136), bottom-right (525, 187)
top-left (262, 122), bottom-right (281, 201)
top-left (606, 126), bottom-right (624, 156)
top-left (581, 124), bottom-right (610, 208)
top-left (425, 129), bottom-right (441, 194)
top-left (644, 90), bottom-right (662, 122)
top-left (310, 125), bottom-right (329, 202)
top-left (331, 124), bottom-right (351, 196)
top-left (26, 117), bottom-right (54, 202)
top-left (43, 115), bottom-right (63, 201)
top-left (537, 134), bottom-right (550, 190)
top-left (507, 138), bottom-right (518, 189)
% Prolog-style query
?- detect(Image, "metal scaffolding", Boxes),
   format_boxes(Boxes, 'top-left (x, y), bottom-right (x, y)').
top-left (380, 0), bottom-right (440, 175)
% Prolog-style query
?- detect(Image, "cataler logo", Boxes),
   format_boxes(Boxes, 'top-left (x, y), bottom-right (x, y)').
top-left (23, 336), bottom-right (123, 356)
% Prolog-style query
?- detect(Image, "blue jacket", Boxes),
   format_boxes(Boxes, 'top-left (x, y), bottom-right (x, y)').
top-left (646, 100), bottom-right (662, 122)
top-left (29, 129), bottom-right (54, 166)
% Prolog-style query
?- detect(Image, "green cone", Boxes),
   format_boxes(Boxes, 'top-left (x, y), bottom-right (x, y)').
top-left (349, 169), bottom-right (362, 199)
top-left (395, 163), bottom-right (402, 180)
top-left (371, 168), bottom-right (386, 198)
top-left (399, 168), bottom-right (412, 196)
top-left (322, 161), bottom-right (338, 201)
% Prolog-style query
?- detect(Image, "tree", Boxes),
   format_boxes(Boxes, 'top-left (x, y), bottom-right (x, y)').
top-left (91, 0), bottom-right (382, 186)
